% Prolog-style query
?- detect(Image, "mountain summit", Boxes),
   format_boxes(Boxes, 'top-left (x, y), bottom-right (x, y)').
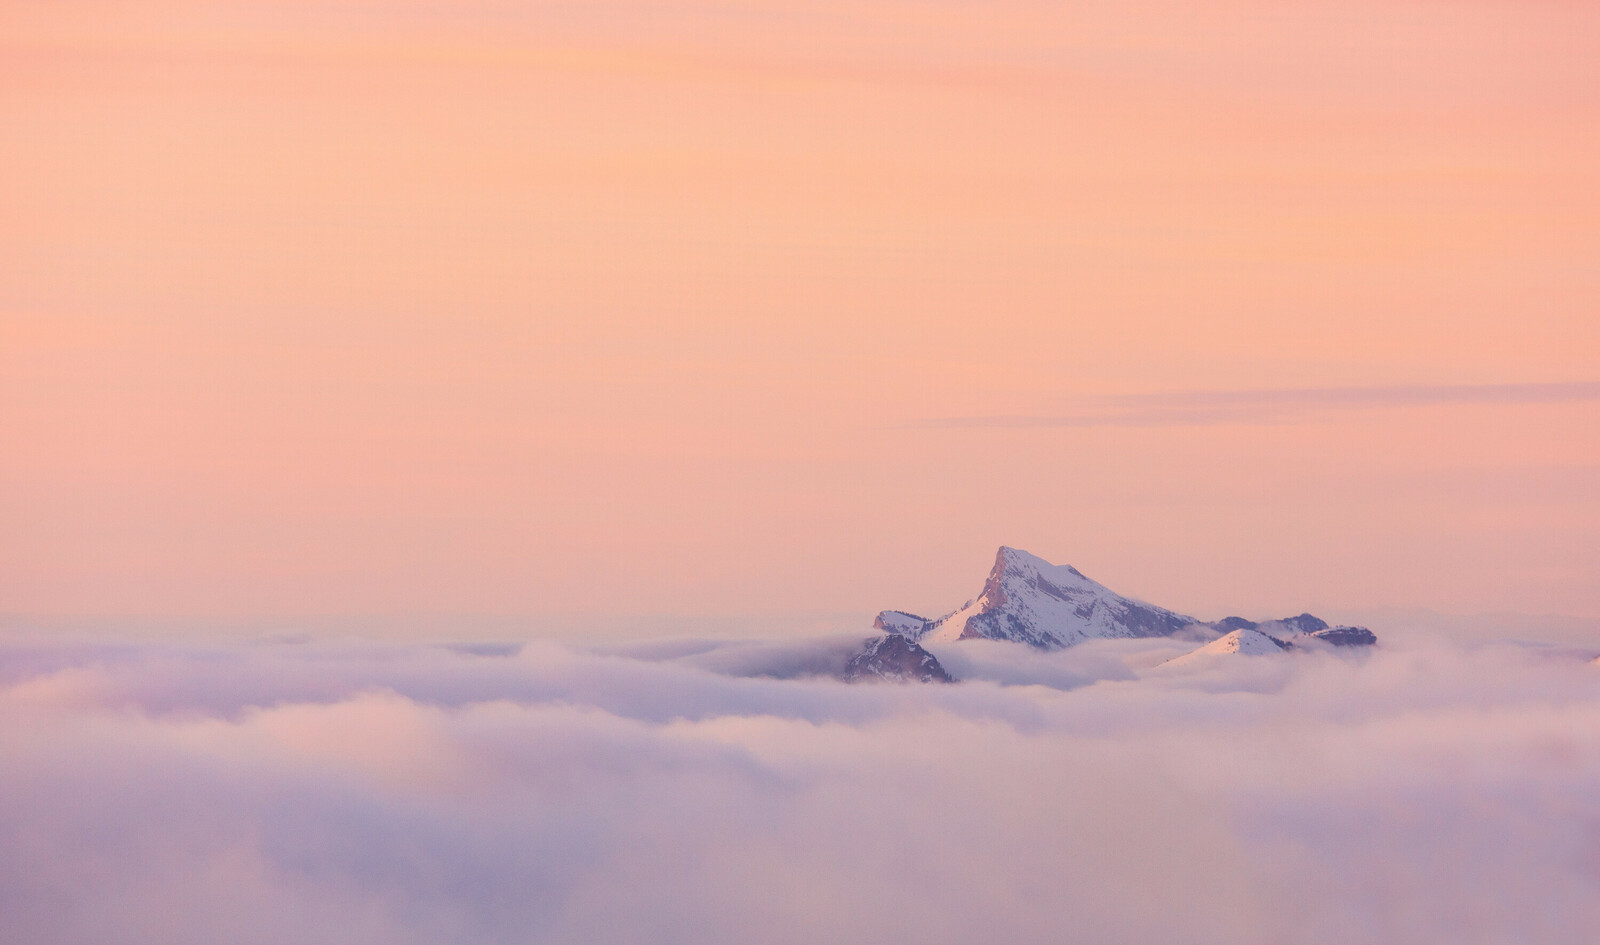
top-left (875, 547), bottom-right (1376, 652)
top-left (875, 547), bottom-right (1195, 650)
top-left (1159, 627), bottom-right (1291, 668)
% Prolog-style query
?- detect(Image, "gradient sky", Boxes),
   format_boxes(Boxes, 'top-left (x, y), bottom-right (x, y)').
top-left (3, 0), bottom-right (1598, 627)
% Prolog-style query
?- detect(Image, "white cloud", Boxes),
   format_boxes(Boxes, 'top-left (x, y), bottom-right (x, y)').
top-left (2, 631), bottom-right (1599, 943)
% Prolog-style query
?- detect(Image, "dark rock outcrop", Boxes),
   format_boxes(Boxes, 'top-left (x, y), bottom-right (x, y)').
top-left (840, 634), bottom-right (954, 684)
top-left (1305, 625), bottom-right (1378, 647)
top-left (1276, 613), bottom-right (1330, 635)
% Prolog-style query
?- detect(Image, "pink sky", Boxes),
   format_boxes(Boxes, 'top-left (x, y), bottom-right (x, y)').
top-left (3, 0), bottom-right (1598, 626)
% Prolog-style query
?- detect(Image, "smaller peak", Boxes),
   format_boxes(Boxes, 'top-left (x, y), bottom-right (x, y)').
top-left (1160, 626), bottom-right (1291, 668)
top-left (1210, 627), bottom-right (1292, 654)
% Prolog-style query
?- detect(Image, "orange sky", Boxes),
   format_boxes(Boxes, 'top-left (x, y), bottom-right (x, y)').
top-left (3, 0), bottom-right (1598, 628)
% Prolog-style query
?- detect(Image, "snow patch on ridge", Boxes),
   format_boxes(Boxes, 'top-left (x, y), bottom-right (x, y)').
top-left (1160, 628), bottom-right (1291, 669)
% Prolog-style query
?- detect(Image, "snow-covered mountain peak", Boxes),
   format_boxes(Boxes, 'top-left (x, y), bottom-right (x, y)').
top-left (875, 547), bottom-right (1196, 650)
top-left (873, 546), bottom-right (1379, 654)
top-left (992, 545), bottom-right (1085, 579)
top-left (983, 546), bottom-right (1097, 598)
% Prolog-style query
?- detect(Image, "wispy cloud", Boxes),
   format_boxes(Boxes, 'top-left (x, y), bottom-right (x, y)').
top-left (916, 381), bottom-right (1600, 429)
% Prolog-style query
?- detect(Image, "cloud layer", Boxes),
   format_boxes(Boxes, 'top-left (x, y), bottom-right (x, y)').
top-left (3, 630), bottom-right (1599, 944)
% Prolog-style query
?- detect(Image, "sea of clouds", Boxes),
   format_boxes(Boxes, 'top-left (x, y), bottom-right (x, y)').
top-left (3, 627), bottom-right (1599, 944)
